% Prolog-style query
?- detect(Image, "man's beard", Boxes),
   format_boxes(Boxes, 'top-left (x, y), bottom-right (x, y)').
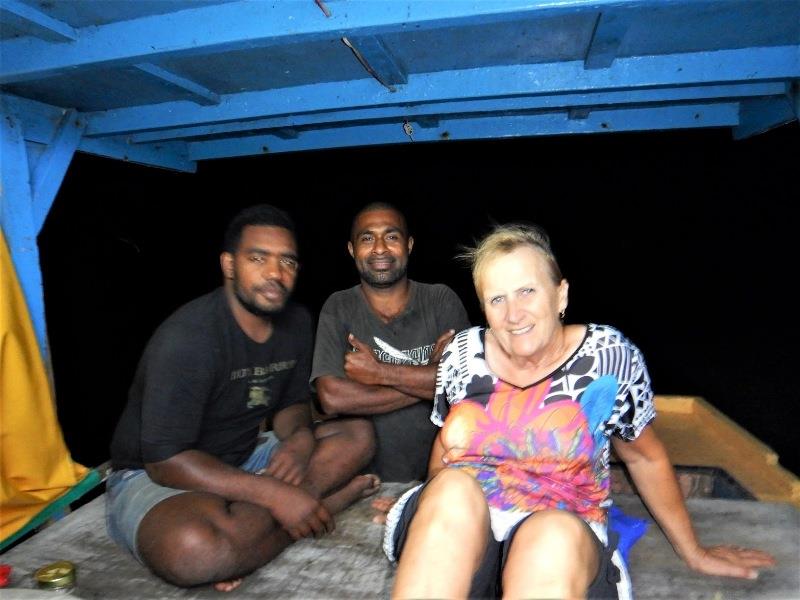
top-left (358, 261), bottom-right (408, 289)
top-left (233, 280), bottom-right (289, 317)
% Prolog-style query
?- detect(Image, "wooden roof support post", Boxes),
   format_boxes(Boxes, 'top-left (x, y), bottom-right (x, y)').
top-left (0, 102), bottom-right (84, 365)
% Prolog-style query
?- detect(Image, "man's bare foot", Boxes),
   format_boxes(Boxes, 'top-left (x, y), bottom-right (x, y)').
top-left (371, 495), bottom-right (397, 524)
top-left (323, 474), bottom-right (381, 514)
top-left (357, 474), bottom-right (381, 498)
top-left (214, 578), bottom-right (243, 592)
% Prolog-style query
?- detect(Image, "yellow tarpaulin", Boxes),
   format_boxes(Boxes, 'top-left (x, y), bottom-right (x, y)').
top-left (0, 230), bottom-right (88, 541)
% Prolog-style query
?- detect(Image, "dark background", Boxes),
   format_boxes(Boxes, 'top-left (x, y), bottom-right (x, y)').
top-left (39, 124), bottom-right (798, 476)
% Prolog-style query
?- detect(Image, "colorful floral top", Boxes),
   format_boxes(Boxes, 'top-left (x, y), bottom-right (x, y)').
top-left (432, 324), bottom-right (655, 540)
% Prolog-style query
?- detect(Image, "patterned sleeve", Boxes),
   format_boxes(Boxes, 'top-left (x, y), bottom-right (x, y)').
top-left (430, 335), bottom-right (461, 427)
top-left (610, 338), bottom-right (656, 440)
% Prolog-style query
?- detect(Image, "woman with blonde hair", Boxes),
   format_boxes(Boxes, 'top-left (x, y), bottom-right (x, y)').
top-left (383, 223), bottom-right (774, 599)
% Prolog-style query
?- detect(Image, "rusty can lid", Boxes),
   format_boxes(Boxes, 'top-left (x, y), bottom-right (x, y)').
top-left (34, 560), bottom-right (76, 590)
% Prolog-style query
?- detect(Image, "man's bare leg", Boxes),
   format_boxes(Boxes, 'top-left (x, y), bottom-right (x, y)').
top-left (213, 473), bottom-right (380, 592)
top-left (303, 418), bottom-right (376, 497)
top-left (137, 418), bottom-right (376, 589)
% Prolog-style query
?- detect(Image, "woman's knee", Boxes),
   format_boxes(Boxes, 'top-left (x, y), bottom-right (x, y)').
top-left (503, 511), bottom-right (600, 597)
top-left (398, 471), bottom-right (490, 579)
top-left (520, 509), bottom-right (596, 552)
top-left (417, 469), bottom-right (488, 522)
top-left (508, 510), bottom-right (599, 573)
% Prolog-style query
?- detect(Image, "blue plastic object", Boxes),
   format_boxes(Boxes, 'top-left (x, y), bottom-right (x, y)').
top-left (608, 505), bottom-right (649, 565)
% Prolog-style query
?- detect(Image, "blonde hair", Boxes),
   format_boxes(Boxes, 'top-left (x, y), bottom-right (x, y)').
top-left (460, 223), bottom-right (563, 299)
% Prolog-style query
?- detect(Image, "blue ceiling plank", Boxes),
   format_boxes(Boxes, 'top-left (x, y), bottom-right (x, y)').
top-left (733, 95), bottom-right (798, 140)
top-left (31, 109), bottom-right (85, 233)
top-left (187, 102), bottom-right (740, 160)
top-left (0, 0), bottom-right (77, 43)
top-left (0, 0), bottom-right (627, 84)
top-left (584, 11), bottom-right (632, 69)
top-left (126, 81), bottom-right (787, 143)
top-left (85, 46), bottom-right (800, 137)
top-left (134, 64), bottom-right (221, 106)
top-left (0, 101), bottom-right (50, 363)
top-left (343, 35), bottom-right (407, 88)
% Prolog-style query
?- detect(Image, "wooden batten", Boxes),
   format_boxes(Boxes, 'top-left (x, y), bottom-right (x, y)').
top-left (650, 395), bottom-right (800, 507)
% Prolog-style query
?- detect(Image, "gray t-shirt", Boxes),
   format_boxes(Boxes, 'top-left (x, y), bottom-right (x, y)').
top-left (311, 281), bottom-right (470, 482)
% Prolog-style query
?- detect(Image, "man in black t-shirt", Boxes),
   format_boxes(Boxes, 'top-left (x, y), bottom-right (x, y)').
top-left (107, 205), bottom-right (376, 591)
top-left (311, 203), bottom-right (470, 482)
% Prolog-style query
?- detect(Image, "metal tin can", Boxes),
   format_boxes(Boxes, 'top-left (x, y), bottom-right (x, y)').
top-left (34, 561), bottom-right (76, 591)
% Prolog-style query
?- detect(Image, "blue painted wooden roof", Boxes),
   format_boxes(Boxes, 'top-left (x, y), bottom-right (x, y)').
top-left (1, 0), bottom-right (799, 173)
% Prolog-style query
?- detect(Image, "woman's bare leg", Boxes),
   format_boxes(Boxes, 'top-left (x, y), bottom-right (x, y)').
top-left (502, 509), bottom-right (600, 599)
top-left (392, 469), bottom-right (489, 599)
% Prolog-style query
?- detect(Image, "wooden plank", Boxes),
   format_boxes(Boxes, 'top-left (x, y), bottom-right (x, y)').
top-left (651, 396), bottom-right (800, 506)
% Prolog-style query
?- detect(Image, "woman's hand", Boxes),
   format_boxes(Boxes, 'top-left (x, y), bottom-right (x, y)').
top-left (684, 544), bottom-right (776, 579)
top-left (613, 429), bottom-right (776, 580)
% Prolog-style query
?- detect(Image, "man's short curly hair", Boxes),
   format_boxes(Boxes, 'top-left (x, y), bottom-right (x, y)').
top-left (223, 204), bottom-right (296, 253)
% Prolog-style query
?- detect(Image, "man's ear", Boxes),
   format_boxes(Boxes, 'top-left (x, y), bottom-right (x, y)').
top-left (220, 252), bottom-right (234, 280)
top-left (347, 241), bottom-right (354, 259)
top-left (407, 236), bottom-right (414, 254)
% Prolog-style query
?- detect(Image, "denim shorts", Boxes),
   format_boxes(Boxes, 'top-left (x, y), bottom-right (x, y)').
top-left (106, 431), bottom-right (280, 562)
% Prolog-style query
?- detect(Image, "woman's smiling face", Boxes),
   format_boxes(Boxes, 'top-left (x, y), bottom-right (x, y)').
top-left (479, 245), bottom-right (568, 362)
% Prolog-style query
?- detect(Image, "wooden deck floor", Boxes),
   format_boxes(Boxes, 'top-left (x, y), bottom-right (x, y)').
top-left (1, 482), bottom-right (798, 599)
top-left (2, 396), bottom-right (798, 598)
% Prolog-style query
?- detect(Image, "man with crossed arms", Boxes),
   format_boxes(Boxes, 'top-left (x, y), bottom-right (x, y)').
top-left (312, 203), bottom-right (470, 483)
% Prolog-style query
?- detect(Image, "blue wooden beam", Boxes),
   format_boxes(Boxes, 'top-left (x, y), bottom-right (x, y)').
top-left (134, 64), bottom-right (221, 106)
top-left (0, 101), bottom-right (49, 361)
top-left (568, 108), bottom-right (592, 120)
top-left (25, 141), bottom-right (48, 176)
top-left (2, 94), bottom-right (197, 173)
top-left (31, 109), bottom-right (85, 233)
top-left (0, 0), bottom-right (644, 84)
top-left (0, 0), bottom-right (77, 43)
top-left (584, 11), bottom-right (631, 69)
top-left (78, 137), bottom-right (197, 173)
top-left (343, 35), bottom-right (407, 89)
top-left (188, 102), bottom-right (740, 160)
top-left (415, 117), bottom-right (440, 129)
top-left (0, 94), bottom-right (68, 145)
top-left (733, 95), bottom-right (797, 140)
top-left (85, 46), bottom-right (799, 138)
top-left (273, 128), bottom-right (299, 140)
top-left (125, 82), bottom-right (787, 143)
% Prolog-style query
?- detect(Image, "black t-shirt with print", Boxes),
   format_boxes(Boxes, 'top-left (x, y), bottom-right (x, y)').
top-left (110, 288), bottom-right (312, 470)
